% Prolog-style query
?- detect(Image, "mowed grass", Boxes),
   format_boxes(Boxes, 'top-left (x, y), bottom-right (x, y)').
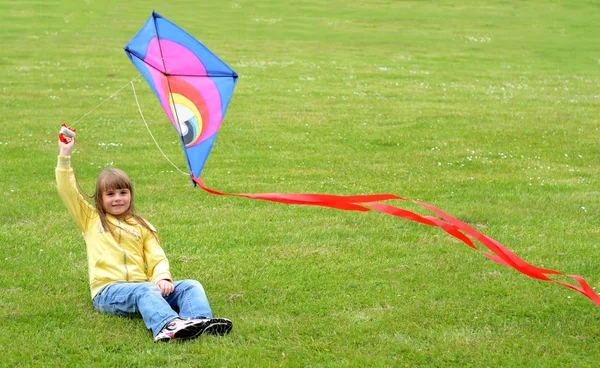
top-left (2, 0), bottom-right (600, 366)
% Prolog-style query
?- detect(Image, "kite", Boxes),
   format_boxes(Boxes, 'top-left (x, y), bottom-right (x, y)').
top-left (125, 11), bottom-right (238, 179)
top-left (125, 11), bottom-right (600, 307)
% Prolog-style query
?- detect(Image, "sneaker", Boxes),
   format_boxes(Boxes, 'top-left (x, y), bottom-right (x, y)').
top-left (196, 318), bottom-right (233, 336)
top-left (153, 318), bottom-right (207, 343)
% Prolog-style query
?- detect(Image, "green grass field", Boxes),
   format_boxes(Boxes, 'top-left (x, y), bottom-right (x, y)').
top-left (2, 0), bottom-right (600, 366)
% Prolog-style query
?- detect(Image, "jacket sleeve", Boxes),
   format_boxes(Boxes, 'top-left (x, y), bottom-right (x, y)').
top-left (143, 223), bottom-right (172, 283)
top-left (55, 156), bottom-right (96, 234)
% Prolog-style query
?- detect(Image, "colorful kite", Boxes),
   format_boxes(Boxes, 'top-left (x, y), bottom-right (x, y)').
top-left (125, 11), bottom-right (600, 307)
top-left (125, 11), bottom-right (238, 179)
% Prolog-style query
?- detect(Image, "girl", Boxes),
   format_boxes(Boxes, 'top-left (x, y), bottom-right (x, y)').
top-left (56, 132), bottom-right (232, 342)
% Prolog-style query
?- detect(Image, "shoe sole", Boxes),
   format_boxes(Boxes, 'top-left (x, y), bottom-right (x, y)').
top-left (201, 318), bottom-right (233, 336)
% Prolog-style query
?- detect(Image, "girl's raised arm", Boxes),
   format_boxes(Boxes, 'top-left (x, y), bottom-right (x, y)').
top-left (56, 128), bottom-right (96, 233)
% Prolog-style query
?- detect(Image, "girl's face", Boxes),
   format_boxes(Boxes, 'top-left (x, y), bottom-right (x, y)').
top-left (102, 188), bottom-right (131, 218)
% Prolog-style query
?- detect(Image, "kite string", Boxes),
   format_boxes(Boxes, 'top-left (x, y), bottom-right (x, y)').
top-left (130, 80), bottom-right (189, 176)
top-left (68, 73), bottom-right (188, 176)
top-left (71, 75), bottom-right (142, 127)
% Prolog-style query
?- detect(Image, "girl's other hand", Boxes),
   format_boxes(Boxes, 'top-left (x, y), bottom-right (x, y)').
top-left (157, 279), bottom-right (175, 296)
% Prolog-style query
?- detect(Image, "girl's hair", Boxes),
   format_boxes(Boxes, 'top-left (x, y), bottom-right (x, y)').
top-left (93, 168), bottom-right (157, 239)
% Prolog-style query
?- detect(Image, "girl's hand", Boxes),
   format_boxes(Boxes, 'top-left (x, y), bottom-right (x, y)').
top-left (157, 279), bottom-right (175, 296)
top-left (58, 136), bottom-right (75, 156)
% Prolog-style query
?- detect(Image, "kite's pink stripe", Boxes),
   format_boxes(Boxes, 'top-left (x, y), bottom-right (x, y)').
top-left (192, 176), bottom-right (600, 308)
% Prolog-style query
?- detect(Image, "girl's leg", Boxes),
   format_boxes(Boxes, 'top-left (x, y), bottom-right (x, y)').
top-left (93, 282), bottom-right (178, 337)
top-left (165, 280), bottom-right (213, 319)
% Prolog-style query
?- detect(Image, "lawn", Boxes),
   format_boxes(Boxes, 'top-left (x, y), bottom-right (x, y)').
top-left (1, 0), bottom-right (599, 366)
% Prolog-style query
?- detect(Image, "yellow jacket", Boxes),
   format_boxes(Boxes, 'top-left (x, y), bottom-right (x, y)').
top-left (56, 156), bottom-right (172, 299)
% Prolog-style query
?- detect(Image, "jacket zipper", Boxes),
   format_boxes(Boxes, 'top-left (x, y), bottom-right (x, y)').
top-left (118, 219), bottom-right (129, 281)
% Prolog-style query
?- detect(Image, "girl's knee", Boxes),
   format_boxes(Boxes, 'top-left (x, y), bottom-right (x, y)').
top-left (178, 279), bottom-right (203, 291)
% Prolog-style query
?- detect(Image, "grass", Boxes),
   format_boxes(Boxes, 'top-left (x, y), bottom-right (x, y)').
top-left (2, 0), bottom-right (600, 366)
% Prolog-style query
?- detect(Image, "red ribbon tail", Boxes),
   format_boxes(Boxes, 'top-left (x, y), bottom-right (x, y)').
top-left (192, 176), bottom-right (600, 308)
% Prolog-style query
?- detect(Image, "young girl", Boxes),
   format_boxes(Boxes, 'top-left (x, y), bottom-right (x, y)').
top-left (56, 132), bottom-right (232, 342)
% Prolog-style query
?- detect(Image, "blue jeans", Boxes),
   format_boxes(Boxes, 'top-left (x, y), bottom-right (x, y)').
top-left (92, 280), bottom-right (213, 337)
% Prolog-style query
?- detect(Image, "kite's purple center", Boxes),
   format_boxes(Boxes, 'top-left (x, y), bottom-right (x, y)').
top-left (145, 38), bottom-right (223, 146)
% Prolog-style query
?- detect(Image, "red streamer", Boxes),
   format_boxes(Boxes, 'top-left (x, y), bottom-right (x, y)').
top-left (192, 176), bottom-right (600, 307)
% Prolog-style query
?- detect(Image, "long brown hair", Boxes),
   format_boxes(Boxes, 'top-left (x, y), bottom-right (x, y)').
top-left (94, 168), bottom-right (157, 239)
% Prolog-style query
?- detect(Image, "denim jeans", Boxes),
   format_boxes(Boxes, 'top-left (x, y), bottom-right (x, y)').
top-left (92, 280), bottom-right (213, 337)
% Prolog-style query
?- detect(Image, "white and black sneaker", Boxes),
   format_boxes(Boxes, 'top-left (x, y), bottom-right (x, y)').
top-left (153, 318), bottom-right (207, 343)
